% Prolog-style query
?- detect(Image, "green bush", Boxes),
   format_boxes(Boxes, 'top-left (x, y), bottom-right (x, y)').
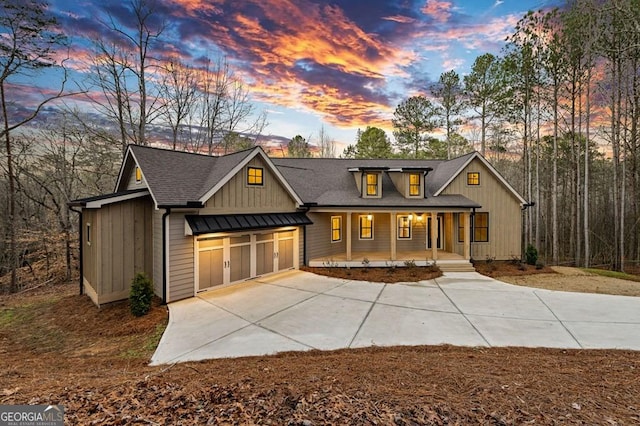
top-left (525, 244), bottom-right (538, 266)
top-left (129, 273), bottom-right (154, 317)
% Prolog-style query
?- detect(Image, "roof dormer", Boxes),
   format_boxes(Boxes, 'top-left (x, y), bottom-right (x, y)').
top-left (387, 167), bottom-right (432, 198)
top-left (348, 167), bottom-right (388, 198)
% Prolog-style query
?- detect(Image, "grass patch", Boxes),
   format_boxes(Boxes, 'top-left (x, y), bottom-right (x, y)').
top-left (582, 268), bottom-right (640, 283)
top-left (0, 308), bottom-right (16, 327)
top-left (120, 320), bottom-right (168, 359)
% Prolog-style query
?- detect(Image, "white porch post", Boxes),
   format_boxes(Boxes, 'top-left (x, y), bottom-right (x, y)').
top-left (346, 212), bottom-right (352, 261)
top-left (390, 212), bottom-right (396, 261)
top-left (463, 212), bottom-right (471, 260)
top-left (431, 211), bottom-right (438, 261)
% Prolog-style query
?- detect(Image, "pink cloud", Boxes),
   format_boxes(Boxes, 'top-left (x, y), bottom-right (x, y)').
top-left (421, 0), bottom-right (453, 24)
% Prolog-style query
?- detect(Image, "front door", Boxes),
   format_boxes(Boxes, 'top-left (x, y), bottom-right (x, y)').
top-left (426, 216), bottom-right (444, 250)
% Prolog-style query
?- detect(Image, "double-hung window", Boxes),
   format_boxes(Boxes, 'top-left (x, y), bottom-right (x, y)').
top-left (409, 173), bottom-right (420, 196)
top-left (365, 173), bottom-right (378, 196)
top-left (359, 215), bottom-right (373, 239)
top-left (331, 216), bottom-right (342, 242)
top-left (397, 215), bottom-right (412, 239)
top-left (473, 212), bottom-right (489, 242)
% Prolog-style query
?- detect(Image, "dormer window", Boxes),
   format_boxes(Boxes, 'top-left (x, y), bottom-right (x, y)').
top-left (365, 173), bottom-right (378, 196)
top-left (409, 173), bottom-right (420, 196)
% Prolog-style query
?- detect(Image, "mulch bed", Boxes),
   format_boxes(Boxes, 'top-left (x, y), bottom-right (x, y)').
top-left (301, 265), bottom-right (441, 283)
top-left (2, 279), bottom-right (640, 424)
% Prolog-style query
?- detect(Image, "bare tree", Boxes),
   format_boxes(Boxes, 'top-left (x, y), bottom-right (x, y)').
top-left (316, 125), bottom-right (336, 158)
top-left (158, 59), bottom-right (198, 150)
top-left (0, 0), bottom-right (79, 292)
top-left (86, 0), bottom-right (166, 151)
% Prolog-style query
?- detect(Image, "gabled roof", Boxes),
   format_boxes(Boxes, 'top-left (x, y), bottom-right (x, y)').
top-left (429, 151), bottom-right (527, 204)
top-left (114, 145), bottom-right (303, 208)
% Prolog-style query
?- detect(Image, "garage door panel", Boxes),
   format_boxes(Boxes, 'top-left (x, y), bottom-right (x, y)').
top-left (230, 244), bottom-right (251, 282)
top-left (198, 247), bottom-right (223, 290)
top-left (256, 241), bottom-right (274, 275)
top-left (278, 238), bottom-right (293, 270)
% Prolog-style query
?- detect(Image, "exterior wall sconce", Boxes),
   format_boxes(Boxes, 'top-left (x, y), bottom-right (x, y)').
top-left (367, 214), bottom-right (372, 220)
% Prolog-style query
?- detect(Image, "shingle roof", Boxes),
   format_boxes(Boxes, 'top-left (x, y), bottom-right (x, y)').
top-left (113, 145), bottom-right (489, 209)
top-left (123, 145), bottom-right (254, 206)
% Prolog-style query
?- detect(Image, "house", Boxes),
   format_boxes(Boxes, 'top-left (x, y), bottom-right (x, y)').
top-left (69, 144), bottom-right (527, 306)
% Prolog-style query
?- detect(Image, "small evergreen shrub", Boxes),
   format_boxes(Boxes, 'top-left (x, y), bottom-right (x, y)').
top-left (129, 272), bottom-right (154, 317)
top-left (525, 244), bottom-right (538, 266)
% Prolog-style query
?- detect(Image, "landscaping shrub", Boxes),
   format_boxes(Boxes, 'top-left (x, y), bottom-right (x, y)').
top-left (129, 272), bottom-right (154, 317)
top-left (525, 244), bottom-right (538, 266)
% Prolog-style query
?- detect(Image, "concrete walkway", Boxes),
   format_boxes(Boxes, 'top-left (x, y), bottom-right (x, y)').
top-left (150, 270), bottom-right (640, 365)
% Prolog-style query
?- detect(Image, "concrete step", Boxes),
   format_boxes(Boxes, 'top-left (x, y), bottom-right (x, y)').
top-left (437, 262), bottom-right (477, 272)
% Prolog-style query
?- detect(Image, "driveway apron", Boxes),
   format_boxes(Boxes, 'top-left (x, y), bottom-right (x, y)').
top-left (151, 270), bottom-right (640, 365)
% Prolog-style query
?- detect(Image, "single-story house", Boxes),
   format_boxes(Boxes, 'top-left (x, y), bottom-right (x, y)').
top-left (69, 144), bottom-right (527, 306)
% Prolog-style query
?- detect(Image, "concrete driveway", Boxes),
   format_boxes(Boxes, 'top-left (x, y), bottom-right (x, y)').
top-left (151, 270), bottom-right (640, 365)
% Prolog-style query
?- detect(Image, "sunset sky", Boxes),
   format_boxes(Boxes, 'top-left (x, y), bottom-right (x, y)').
top-left (40, 0), bottom-right (563, 148)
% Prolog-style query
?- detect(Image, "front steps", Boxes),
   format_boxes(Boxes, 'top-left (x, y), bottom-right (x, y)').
top-left (437, 260), bottom-right (477, 273)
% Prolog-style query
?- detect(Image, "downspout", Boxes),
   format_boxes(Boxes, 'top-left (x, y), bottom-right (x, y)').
top-left (162, 208), bottom-right (171, 304)
top-left (69, 206), bottom-right (83, 295)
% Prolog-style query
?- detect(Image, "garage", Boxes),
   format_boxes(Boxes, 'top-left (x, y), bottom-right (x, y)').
top-left (187, 213), bottom-right (311, 292)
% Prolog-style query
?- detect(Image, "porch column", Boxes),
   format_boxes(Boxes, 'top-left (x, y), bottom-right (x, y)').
top-left (346, 212), bottom-right (352, 261)
top-left (431, 211), bottom-right (438, 261)
top-left (390, 212), bottom-right (397, 261)
top-left (463, 212), bottom-right (471, 260)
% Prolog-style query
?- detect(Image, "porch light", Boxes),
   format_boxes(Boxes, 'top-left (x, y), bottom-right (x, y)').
top-left (408, 214), bottom-right (414, 220)
top-left (367, 214), bottom-right (372, 220)
top-left (416, 213), bottom-right (423, 221)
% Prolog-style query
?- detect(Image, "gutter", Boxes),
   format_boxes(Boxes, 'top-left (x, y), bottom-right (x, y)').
top-left (162, 208), bottom-right (171, 304)
top-left (69, 206), bottom-right (83, 296)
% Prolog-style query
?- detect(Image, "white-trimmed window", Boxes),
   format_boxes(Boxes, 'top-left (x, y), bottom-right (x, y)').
top-left (408, 173), bottom-right (420, 196)
top-left (359, 215), bottom-right (373, 239)
top-left (331, 216), bottom-right (342, 242)
top-left (397, 215), bottom-right (412, 239)
top-left (365, 173), bottom-right (378, 196)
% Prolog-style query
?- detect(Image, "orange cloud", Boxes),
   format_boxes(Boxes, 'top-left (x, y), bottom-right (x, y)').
top-left (421, 0), bottom-right (452, 24)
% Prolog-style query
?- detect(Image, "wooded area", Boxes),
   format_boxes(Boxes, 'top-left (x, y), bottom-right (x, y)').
top-left (1, 0), bottom-right (639, 293)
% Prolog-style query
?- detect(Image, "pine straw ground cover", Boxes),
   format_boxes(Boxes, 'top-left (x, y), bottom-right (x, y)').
top-left (1, 280), bottom-right (640, 424)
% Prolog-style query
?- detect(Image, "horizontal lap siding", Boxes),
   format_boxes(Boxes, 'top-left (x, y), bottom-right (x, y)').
top-left (396, 221), bottom-right (427, 252)
top-left (442, 158), bottom-right (522, 260)
top-left (168, 212), bottom-right (195, 302)
top-left (305, 212), bottom-right (346, 260)
top-left (351, 213), bottom-right (390, 252)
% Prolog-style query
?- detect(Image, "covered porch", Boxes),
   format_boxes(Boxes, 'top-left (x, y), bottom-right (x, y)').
top-left (306, 210), bottom-right (475, 271)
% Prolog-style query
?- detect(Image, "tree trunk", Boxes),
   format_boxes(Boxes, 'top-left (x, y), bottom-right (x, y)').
top-left (1, 82), bottom-right (17, 293)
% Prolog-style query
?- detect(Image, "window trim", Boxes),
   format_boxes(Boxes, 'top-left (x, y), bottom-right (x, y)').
top-left (359, 215), bottom-right (374, 240)
top-left (473, 212), bottom-right (489, 242)
top-left (408, 173), bottom-right (421, 196)
top-left (247, 166), bottom-right (264, 186)
top-left (330, 215), bottom-right (342, 243)
top-left (365, 172), bottom-right (378, 197)
top-left (397, 215), bottom-right (412, 240)
top-left (467, 172), bottom-right (480, 186)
